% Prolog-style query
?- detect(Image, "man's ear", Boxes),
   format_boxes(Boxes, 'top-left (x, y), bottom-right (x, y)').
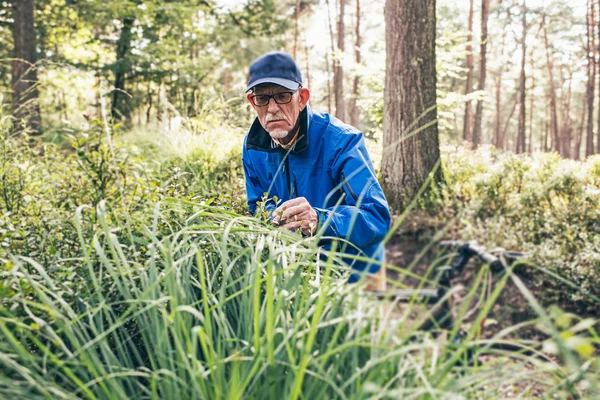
top-left (298, 88), bottom-right (310, 111)
top-left (246, 92), bottom-right (257, 111)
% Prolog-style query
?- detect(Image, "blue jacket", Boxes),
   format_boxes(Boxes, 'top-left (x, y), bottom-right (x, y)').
top-left (242, 105), bottom-right (391, 282)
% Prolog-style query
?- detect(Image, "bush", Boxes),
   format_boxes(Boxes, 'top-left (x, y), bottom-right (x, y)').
top-left (439, 145), bottom-right (600, 307)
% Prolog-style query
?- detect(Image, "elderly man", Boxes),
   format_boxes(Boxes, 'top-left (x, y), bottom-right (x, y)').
top-left (242, 51), bottom-right (391, 289)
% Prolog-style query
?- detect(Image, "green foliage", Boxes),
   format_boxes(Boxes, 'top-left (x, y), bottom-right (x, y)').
top-left (1, 200), bottom-right (598, 399)
top-left (439, 145), bottom-right (600, 307)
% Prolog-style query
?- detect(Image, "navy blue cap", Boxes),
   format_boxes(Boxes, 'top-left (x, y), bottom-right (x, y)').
top-left (246, 51), bottom-right (302, 92)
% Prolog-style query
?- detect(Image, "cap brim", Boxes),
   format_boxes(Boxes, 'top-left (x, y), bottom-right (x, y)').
top-left (246, 77), bottom-right (301, 92)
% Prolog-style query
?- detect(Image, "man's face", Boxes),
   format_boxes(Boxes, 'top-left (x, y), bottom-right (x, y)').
top-left (247, 84), bottom-right (310, 139)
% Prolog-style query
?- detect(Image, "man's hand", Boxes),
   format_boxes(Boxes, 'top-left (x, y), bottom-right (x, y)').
top-left (272, 197), bottom-right (318, 236)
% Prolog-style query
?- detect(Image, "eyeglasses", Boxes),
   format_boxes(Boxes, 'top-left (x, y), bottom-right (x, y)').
top-left (249, 90), bottom-right (299, 107)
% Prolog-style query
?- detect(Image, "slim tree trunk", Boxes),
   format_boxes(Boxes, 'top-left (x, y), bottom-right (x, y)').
top-left (472, 0), bottom-right (490, 146)
top-left (559, 67), bottom-right (573, 158)
top-left (334, 0), bottom-right (347, 121)
top-left (293, 0), bottom-right (300, 59)
top-left (587, 0), bottom-right (596, 157)
top-left (574, 100), bottom-right (586, 160)
top-left (528, 47), bottom-right (535, 153)
top-left (326, 50), bottom-right (332, 114)
top-left (463, 0), bottom-right (475, 142)
top-left (597, 0), bottom-right (600, 154)
top-left (542, 13), bottom-right (560, 154)
top-left (516, 0), bottom-right (527, 153)
top-left (382, 0), bottom-right (440, 212)
top-left (111, 17), bottom-right (134, 124)
top-left (305, 39), bottom-right (311, 90)
top-left (494, 6), bottom-right (510, 149)
top-left (11, 0), bottom-right (42, 134)
top-left (349, 0), bottom-right (361, 128)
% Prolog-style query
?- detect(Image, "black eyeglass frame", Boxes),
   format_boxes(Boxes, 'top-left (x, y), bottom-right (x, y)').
top-left (249, 88), bottom-right (300, 107)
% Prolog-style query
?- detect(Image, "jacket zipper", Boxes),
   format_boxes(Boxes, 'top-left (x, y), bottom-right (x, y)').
top-left (341, 172), bottom-right (358, 201)
top-left (284, 156), bottom-right (292, 198)
top-left (293, 174), bottom-right (298, 198)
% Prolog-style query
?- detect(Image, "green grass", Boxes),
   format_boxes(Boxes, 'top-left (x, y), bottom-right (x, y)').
top-left (1, 198), bottom-right (598, 399)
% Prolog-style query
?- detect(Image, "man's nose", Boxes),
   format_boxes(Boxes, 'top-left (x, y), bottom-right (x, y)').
top-left (267, 97), bottom-right (280, 113)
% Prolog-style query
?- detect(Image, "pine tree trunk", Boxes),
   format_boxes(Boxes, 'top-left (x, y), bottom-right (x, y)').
top-left (293, 0), bottom-right (300, 59)
top-left (325, 50), bottom-right (332, 114)
top-left (587, 0), bottom-right (596, 157)
top-left (559, 68), bottom-right (573, 158)
top-left (463, 0), bottom-right (474, 142)
top-left (349, 0), bottom-right (361, 128)
top-left (472, 0), bottom-right (490, 146)
top-left (111, 17), bottom-right (134, 124)
top-left (597, 0), bottom-right (600, 154)
top-left (11, 0), bottom-right (42, 134)
top-left (494, 7), bottom-right (510, 149)
top-left (334, 0), bottom-right (346, 121)
top-left (528, 47), bottom-right (535, 153)
top-left (574, 100), bottom-right (586, 160)
top-left (516, 0), bottom-right (527, 153)
top-left (542, 13), bottom-right (560, 154)
top-left (382, 0), bottom-right (440, 212)
top-left (305, 40), bottom-right (311, 90)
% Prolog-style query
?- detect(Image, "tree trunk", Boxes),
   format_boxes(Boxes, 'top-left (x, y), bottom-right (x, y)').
top-left (293, 0), bottom-right (300, 59)
top-left (382, 0), bottom-right (440, 212)
top-left (528, 47), bottom-right (535, 153)
top-left (334, 0), bottom-right (346, 121)
top-left (472, 0), bottom-right (490, 146)
top-left (574, 100), bottom-right (586, 160)
top-left (305, 39), bottom-right (311, 90)
top-left (349, 0), bottom-right (361, 128)
top-left (597, 0), bottom-right (600, 154)
top-left (463, 0), bottom-right (475, 142)
top-left (586, 0), bottom-right (596, 157)
top-left (11, 0), bottom-right (42, 134)
top-left (494, 6), bottom-right (510, 149)
top-left (326, 50), bottom-right (332, 114)
top-left (559, 67), bottom-right (573, 158)
top-left (516, 0), bottom-right (527, 153)
top-left (111, 17), bottom-right (134, 124)
top-left (542, 13), bottom-right (560, 154)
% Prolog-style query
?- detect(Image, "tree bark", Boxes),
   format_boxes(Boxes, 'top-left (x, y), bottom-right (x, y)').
top-left (542, 13), bottom-right (560, 154)
top-left (559, 67), bottom-right (573, 158)
top-left (11, 0), bottom-right (42, 134)
top-left (472, 0), bottom-right (490, 146)
top-left (305, 39), bottom-right (311, 90)
top-left (293, 0), bottom-right (300, 59)
top-left (325, 50), bottom-right (332, 114)
top-left (349, 0), bottom-right (361, 128)
top-left (597, 0), bottom-right (600, 154)
top-left (528, 47), bottom-right (535, 153)
top-left (586, 0), bottom-right (596, 157)
top-left (334, 0), bottom-right (346, 121)
top-left (382, 0), bottom-right (440, 212)
top-left (463, 0), bottom-right (475, 142)
top-left (494, 6), bottom-right (510, 149)
top-left (516, 0), bottom-right (527, 153)
top-left (574, 100), bottom-right (586, 160)
top-left (111, 17), bottom-right (134, 124)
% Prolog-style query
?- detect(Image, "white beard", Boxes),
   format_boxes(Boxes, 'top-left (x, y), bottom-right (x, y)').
top-left (268, 129), bottom-right (289, 139)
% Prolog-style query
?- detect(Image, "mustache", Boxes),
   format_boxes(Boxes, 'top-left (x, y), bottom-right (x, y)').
top-left (265, 113), bottom-right (286, 122)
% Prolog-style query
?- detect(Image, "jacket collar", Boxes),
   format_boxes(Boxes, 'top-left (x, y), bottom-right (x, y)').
top-left (246, 105), bottom-right (311, 153)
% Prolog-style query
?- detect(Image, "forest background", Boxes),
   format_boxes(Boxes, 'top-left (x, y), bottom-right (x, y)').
top-left (1, 0), bottom-right (600, 398)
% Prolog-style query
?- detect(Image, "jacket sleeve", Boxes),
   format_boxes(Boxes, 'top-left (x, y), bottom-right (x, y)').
top-left (313, 132), bottom-right (391, 249)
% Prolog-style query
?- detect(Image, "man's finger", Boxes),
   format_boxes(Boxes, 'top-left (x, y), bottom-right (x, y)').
top-left (281, 221), bottom-right (302, 231)
top-left (273, 197), bottom-right (306, 215)
top-left (280, 204), bottom-right (308, 221)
